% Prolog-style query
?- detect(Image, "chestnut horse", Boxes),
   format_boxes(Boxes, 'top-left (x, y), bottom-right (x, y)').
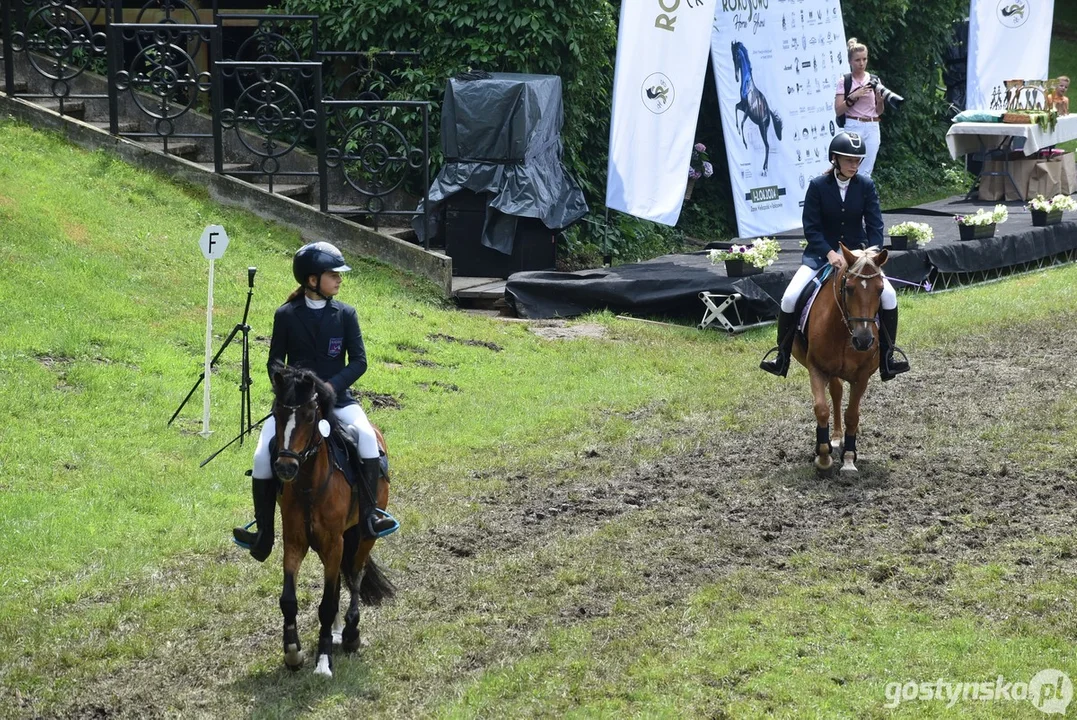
top-left (791, 244), bottom-right (888, 473)
top-left (270, 365), bottom-right (395, 678)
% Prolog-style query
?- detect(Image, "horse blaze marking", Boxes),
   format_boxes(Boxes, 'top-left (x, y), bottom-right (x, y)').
top-left (283, 411), bottom-right (297, 448)
top-left (861, 279), bottom-right (867, 289)
top-left (655, 0), bottom-right (678, 31)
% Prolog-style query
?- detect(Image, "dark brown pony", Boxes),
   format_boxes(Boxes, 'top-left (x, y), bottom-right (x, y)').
top-left (791, 243), bottom-right (888, 473)
top-left (270, 364), bottom-right (395, 678)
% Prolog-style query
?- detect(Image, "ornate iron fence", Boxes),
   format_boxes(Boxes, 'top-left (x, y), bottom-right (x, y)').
top-left (323, 98), bottom-right (429, 243)
top-left (212, 59), bottom-right (326, 201)
top-left (107, 22), bottom-right (217, 149)
top-left (1, 3), bottom-right (430, 242)
top-left (2, 0), bottom-right (114, 114)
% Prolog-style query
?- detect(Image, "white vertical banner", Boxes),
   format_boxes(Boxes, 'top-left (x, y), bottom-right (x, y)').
top-left (710, 0), bottom-right (847, 238)
top-left (966, 0), bottom-right (1054, 111)
top-left (606, 0), bottom-right (719, 226)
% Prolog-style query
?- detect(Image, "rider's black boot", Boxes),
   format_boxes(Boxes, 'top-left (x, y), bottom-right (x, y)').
top-left (232, 475), bottom-right (277, 562)
top-left (759, 309), bottom-right (797, 377)
top-left (359, 458), bottom-right (395, 539)
top-left (878, 307), bottom-right (910, 381)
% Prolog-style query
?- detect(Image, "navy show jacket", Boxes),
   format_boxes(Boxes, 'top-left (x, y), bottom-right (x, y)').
top-left (801, 172), bottom-right (884, 269)
top-left (267, 297), bottom-right (366, 408)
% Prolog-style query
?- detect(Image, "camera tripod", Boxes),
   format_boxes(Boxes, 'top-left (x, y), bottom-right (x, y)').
top-left (170, 267), bottom-right (258, 447)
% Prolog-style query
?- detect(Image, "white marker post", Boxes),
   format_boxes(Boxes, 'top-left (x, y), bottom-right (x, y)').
top-left (198, 225), bottom-right (230, 438)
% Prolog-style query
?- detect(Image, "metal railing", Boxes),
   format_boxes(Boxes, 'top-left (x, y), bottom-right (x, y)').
top-left (1, 2), bottom-right (431, 236)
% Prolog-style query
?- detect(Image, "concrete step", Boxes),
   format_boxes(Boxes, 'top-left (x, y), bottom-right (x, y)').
top-left (136, 140), bottom-right (201, 160)
top-left (251, 183), bottom-right (313, 201)
top-left (89, 119), bottom-right (141, 134)
top-left (195, 161), bottom-right (255, 174)
top-left (37, 100), bottom-right (86, 118)
top-left (4, 80), bottom-right (29, 93)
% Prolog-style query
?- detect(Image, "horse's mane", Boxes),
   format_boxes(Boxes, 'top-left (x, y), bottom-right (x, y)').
top-left (846, 247), bottom-right (884, 276)
top-left (271, 363), bottom-right (338, 430)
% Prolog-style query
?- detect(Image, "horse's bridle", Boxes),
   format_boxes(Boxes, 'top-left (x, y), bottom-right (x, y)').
top-left (275, 391), bottom-right (323, 466)
top-left (832, 261), bottom-right (882, 336)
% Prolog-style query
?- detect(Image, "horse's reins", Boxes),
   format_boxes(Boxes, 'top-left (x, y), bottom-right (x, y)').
top-left (832, 257), bottom-right (883, 337)
top-left (276, 390), bottom-right (336, 551)
top-left (275, 392), bottom-right (324, 466)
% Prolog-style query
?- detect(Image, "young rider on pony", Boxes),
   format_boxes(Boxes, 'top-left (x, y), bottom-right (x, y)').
top-left (233, 241), bottom-right (394, 561)
top-left (760, 131), bottom-right (910, 380)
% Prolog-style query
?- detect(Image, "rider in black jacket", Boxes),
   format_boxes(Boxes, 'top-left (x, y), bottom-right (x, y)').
top-left (760, 132), bottom-right (909, 381)
top-left (233, 242), bottom-right (394, 562)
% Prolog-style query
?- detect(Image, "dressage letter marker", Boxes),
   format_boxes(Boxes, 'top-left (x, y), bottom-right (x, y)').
top-left (198, 225), bottom-right (230, 438)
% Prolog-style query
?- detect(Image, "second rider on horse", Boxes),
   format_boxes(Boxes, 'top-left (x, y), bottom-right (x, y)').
top-left (233, 242), bottom-right (394, 562)
top-left (760, 131), bottom-right (910, 381)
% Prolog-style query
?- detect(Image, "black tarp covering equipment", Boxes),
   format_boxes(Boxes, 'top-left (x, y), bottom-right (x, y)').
top-left (415, 72), bottom-right (588, 253)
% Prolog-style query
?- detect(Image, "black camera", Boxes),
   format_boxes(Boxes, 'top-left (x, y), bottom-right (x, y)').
top-left (867, 77), bottom-right (905, 110)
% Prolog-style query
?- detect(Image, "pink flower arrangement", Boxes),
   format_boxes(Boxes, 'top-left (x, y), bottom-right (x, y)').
top-left (689, 142), bottom-right (714, 181)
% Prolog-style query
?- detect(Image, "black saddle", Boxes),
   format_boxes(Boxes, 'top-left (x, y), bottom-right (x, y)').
top-left (267, 431), bottom-right (388, 490)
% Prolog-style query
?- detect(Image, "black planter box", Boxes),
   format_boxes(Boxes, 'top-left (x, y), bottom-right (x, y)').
top-left (889, 234), bottom-right (917, 251)
top-left (1031, 209), bottom-right (1063, 227)
top-left (957, 222), bottom-right (996, 241)
top-left (724, 259), bottom-right (764, 277)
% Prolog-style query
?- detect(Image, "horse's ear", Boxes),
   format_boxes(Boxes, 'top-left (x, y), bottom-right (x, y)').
top-left (270, 362), bottom-right (286, 393)
top-left (874, 248), bottom-right (889, 267)
top-left (839, 242), bottom-right (857, 266)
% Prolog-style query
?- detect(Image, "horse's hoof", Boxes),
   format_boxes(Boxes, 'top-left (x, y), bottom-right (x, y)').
top-left (840, 460), bottom-right (858, 474)
top-left (814, 455), bottom-right (833, 471)
top-left (314, 654), bottom-right (332, 678)
top-left (284, 645), bottom-right (304, 670)
top-left (332, 629), bottom-right (343, 645)
top-left (341, 628), bottom-right (361, 653)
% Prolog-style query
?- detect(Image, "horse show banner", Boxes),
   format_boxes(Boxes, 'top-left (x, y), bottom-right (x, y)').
top-left (606, 0), bottom-right (719, 226)
top-left (710, 0), bottom-right (848, 238)
top-left (966, 0), bottom-right (1054, 111)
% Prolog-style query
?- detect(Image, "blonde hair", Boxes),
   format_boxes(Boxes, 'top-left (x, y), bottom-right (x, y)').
top-left (847, 37), bottom-right (868, 60)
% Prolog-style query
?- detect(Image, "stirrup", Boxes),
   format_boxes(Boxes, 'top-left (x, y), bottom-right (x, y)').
top-left (880, 349), bottom-right (910, 380)
top-left (232, 519), bottom-right (256, 549)
top-left (367, 508), bottom-right (400, 539)
top-left (759, 346), bottom-right (789, 377)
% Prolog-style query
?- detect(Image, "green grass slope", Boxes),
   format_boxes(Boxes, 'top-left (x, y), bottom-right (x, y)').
top-left (4, 117), bottom-right (1077, 719)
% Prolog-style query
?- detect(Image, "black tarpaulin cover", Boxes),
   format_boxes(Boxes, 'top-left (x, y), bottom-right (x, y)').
top-left (415, 73), bottom-right (588, 253)
top-left (504, 206), bottom-right (1077, 320)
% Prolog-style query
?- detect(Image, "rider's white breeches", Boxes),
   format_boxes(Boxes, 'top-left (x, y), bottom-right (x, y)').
top-left (252, 403), bottom-right (379, 479)
top-left (780, 264), bottom-right (897, 313)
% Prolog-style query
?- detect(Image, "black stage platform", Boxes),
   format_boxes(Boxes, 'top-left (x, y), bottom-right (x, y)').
top-left (504, 194), bottom-right (1077, 329)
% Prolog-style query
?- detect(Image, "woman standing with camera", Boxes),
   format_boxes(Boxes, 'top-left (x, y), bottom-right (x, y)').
top-left (834, 38), bottom-right (883, 177)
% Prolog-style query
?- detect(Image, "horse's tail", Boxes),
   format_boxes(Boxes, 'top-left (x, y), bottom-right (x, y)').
top-left (360, 557), bottom-right (396, 606)
top-left (770, 110), bottom-right (783, 140)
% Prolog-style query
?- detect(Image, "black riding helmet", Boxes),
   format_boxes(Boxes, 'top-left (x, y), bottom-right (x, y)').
top-left (829, 131), bottom-right (866, 164)
top-left (292, 242), bottom-right (351, 289)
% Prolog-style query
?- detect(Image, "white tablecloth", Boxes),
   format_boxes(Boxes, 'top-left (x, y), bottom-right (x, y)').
top-left (946, 114), bottom-right (1077, 159)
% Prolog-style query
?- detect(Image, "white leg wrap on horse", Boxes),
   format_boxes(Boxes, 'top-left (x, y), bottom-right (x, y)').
top-left (332, 612), bottom-right (344, 645)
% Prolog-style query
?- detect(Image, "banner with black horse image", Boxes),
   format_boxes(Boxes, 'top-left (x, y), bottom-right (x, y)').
top-left (710, 0), bottom-right (849, 238)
